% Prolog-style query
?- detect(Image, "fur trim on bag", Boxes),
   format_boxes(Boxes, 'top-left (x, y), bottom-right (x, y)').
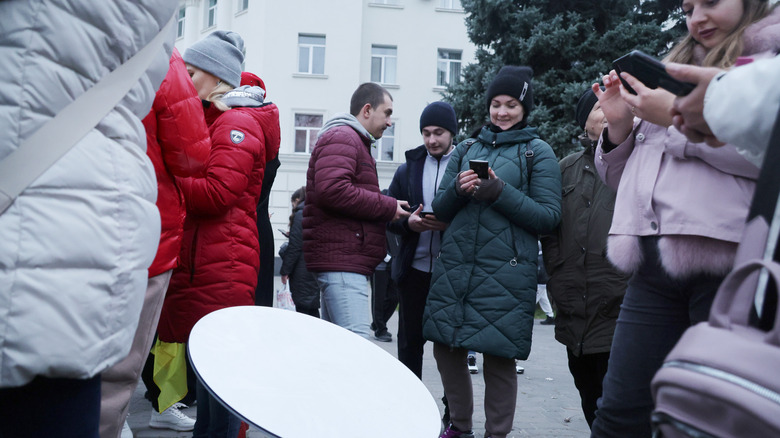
top-left (607, 235), bottom-right (737, 279)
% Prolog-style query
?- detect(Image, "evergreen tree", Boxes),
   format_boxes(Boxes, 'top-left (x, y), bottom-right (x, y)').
top-left (445, 0), bottom-right (685, 157)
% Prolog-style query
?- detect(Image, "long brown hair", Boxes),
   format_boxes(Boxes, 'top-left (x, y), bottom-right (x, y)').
top-left (665, 0), bottom-right (772, 68)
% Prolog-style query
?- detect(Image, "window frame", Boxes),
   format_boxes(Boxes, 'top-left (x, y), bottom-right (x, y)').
top-left (297, 34), bottom-right (326, 75)
top-left (293, 112), bottom-right (325, 154)
top-left (436, 49), bottom-right (463, 87)
top-left (438, 0), bottom-right (462, 9)
top-left (370, 45), bottom-right (398, 85)
top-left (205, 0), bottom-right (217, 29)
top-left (176, 6), bottom-right (186, 39)
top-left (372, 120), bottom-right (396, 162)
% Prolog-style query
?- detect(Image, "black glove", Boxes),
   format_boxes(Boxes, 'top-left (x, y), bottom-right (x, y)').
top-left (473, 177), bottom-right (505, 203)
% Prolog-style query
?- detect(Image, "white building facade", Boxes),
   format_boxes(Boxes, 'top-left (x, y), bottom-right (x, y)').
top-left (174, 0), bottom-right (476, 258)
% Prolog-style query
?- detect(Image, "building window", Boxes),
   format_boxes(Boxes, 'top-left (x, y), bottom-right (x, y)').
top-left (372, 123), bottom-right (395, 161)
top-left (371, 45), bottom-right (397, 85)
top-left (294, 113), bottom-right (323, 153)
top-left (373, 0), bottom-right (400, 4)
top-left (176, 6), bottom-right (186, 38)
top-left (439, 0), bottom-right (462, 9)
top-left (437, 49), bottom-right (462, 86)
top-left (298, 35), bottom-right (326, 75)
top-left (206, 0), bottom-right (217, 28)
top-left (237, 0), bottom-right (249, 13)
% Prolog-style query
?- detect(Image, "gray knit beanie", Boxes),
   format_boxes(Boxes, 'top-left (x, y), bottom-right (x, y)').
top-left (183, 30), bottom-right (245, 88)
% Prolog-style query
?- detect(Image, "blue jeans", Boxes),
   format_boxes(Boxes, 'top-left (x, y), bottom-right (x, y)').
top-left (193, 379), bottom-right (241, 438)
top-left (590, 237), bottom-right (723, 438)
top-left (316, 271), bottom-right (371, 339)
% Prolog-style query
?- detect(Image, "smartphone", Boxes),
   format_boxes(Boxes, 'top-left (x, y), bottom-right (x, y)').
top-left (612, 50), bottom-right (695, 96)
top-left (420, 210), bottom-right (434, 218)
top-left (469, 160), bottom-right (489, 179)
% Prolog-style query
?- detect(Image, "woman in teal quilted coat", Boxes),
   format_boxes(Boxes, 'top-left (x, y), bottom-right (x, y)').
top-left (424, 66), bottom-right (561, 438)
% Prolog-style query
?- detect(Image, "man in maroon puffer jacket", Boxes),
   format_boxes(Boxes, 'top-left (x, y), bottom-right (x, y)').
top-left (303, 82), bottom-right (410, 339)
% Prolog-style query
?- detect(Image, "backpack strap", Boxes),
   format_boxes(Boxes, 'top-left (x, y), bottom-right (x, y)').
top-left (521, 139), bottom-right (536, 189)
top-left (0, 13), bottom-right (177, 215)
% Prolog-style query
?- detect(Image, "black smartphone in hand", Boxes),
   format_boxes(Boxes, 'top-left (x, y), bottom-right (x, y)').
top-left (612, 50), bottom-right (695, 96)
top-left (469, 160), bottom-right (489, 179)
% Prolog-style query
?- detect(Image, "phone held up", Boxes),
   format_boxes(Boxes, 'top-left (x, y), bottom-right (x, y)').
top-left (469, 160), bottom-right (489, 179)
top-left (612, 50), bottom-right (695, 97)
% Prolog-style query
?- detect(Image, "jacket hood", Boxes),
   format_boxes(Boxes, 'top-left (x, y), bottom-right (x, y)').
top-left (477, 124), bottom-right (539, 147)
top-left (317, 112), bottom-right (373, 142)
top-left (222, 85), bottom-right (266, 108)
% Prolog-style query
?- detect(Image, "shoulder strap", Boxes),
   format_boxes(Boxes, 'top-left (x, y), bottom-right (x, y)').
top-left (0, 13), bottom-right (176, 215)
top-left (456, 138), bottom-right (478, 170)
top-left (521, 140), bottom-right (536, 188)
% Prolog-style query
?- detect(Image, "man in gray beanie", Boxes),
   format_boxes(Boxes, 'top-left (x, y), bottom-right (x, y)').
top-left (183, 30), bottom-right (244, 88)
top-left (386, 100), bottom-right (457, 377)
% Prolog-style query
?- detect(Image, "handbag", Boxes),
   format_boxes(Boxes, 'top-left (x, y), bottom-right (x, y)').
top-left (275, 283), bottom-right (296, 312)
top-left (650, 105), bottom-right (780, 437)
top-left (0, 14), bottom-right (176, 215)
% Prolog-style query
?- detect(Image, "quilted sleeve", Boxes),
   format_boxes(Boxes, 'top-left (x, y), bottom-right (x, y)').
top-left (154, 49), bottom-right (210, 178)
top-left (492, 140), bottom-right (562, 235)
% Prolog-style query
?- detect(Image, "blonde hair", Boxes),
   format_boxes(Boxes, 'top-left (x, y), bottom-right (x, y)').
top-left (665, 0), bottom-right (772, 68)
top-left (206, 82), bottom-right (236, 112)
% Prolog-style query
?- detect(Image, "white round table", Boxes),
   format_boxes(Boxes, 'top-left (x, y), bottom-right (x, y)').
top-left (188, 306), bottom-right (441, 438)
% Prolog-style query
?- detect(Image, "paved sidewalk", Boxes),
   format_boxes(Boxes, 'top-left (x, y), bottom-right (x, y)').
top-left (126, 286), bottom-right (590, 437)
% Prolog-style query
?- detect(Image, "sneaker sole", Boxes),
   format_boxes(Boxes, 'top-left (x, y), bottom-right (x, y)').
top-left (149, 422), bottom-right (195, 432)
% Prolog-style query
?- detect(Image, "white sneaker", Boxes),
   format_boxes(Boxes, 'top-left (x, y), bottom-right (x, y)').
top-left (121, 420), bottom-right (133, 438)
top-left (150, 403), bottom-right (196, 431)
top-left (467, 353), bottom-right (478, 374)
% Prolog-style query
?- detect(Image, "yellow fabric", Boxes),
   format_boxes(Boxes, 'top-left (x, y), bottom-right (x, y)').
top-left (151, 339), bottom-right (188, 413)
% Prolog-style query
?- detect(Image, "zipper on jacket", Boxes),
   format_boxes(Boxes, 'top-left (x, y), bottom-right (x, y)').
top-left (509, 227), bottom-right (520, 266)
top-left (428, 159), bottom-right (443, 272)
top-left (189, 224), bottom-right (200, 282)
top-left (650, 412), bottom-right (717, 438)
top-left (662, 360), bottom-right (780, 406)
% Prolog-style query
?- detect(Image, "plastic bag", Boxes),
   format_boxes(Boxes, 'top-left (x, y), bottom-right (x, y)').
top-left (275, 283), bottom-right (296, 311)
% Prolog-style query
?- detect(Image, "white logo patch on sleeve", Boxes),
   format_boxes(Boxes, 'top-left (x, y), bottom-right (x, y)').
top-left (230, 130), bottom-right (245, 144)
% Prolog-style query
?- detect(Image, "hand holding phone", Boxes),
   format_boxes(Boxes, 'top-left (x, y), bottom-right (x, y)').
top-left (469, 160), bottom-right (489, 179)
top-left (612, 50), bottom-right (695, 96)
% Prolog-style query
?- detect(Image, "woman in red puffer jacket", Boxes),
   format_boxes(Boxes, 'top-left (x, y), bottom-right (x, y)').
top-left (156, 30), bottom-right (281, 436)
top-left (159, 32), bottom-right (280, 345)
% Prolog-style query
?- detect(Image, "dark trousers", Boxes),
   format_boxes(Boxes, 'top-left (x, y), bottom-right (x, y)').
top-left (141, 336), bottom-right (197, 410)
top-left (567, 350), bottom-right (610, 428)
top-left (192, 379), bottom-right (241, 438)
top-left (591, 237), bottom-right (723, 438)
top-left (434, 343), bottom-right (517, 438)
top-left (296, 306), bottom-right (320, 318)
top-left (0, 375), bottom-right (101, 437)
top-left (397, 268), bottom-right (432, 378)
top-left (370, 268), bottom-right (399, 334)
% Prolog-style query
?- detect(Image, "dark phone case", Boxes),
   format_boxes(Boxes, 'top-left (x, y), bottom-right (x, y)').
top-left (469, 160), bottom-right (489, 179)
top-left (612, 50), bottom-right (695, 96)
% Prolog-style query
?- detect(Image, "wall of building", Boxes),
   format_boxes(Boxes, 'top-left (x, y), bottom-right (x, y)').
top-left (174, 0), bottom-right (476, 263)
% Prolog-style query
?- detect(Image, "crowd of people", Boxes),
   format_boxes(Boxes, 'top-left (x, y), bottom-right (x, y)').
top-left (0, 0), bottom-right (778, 437)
